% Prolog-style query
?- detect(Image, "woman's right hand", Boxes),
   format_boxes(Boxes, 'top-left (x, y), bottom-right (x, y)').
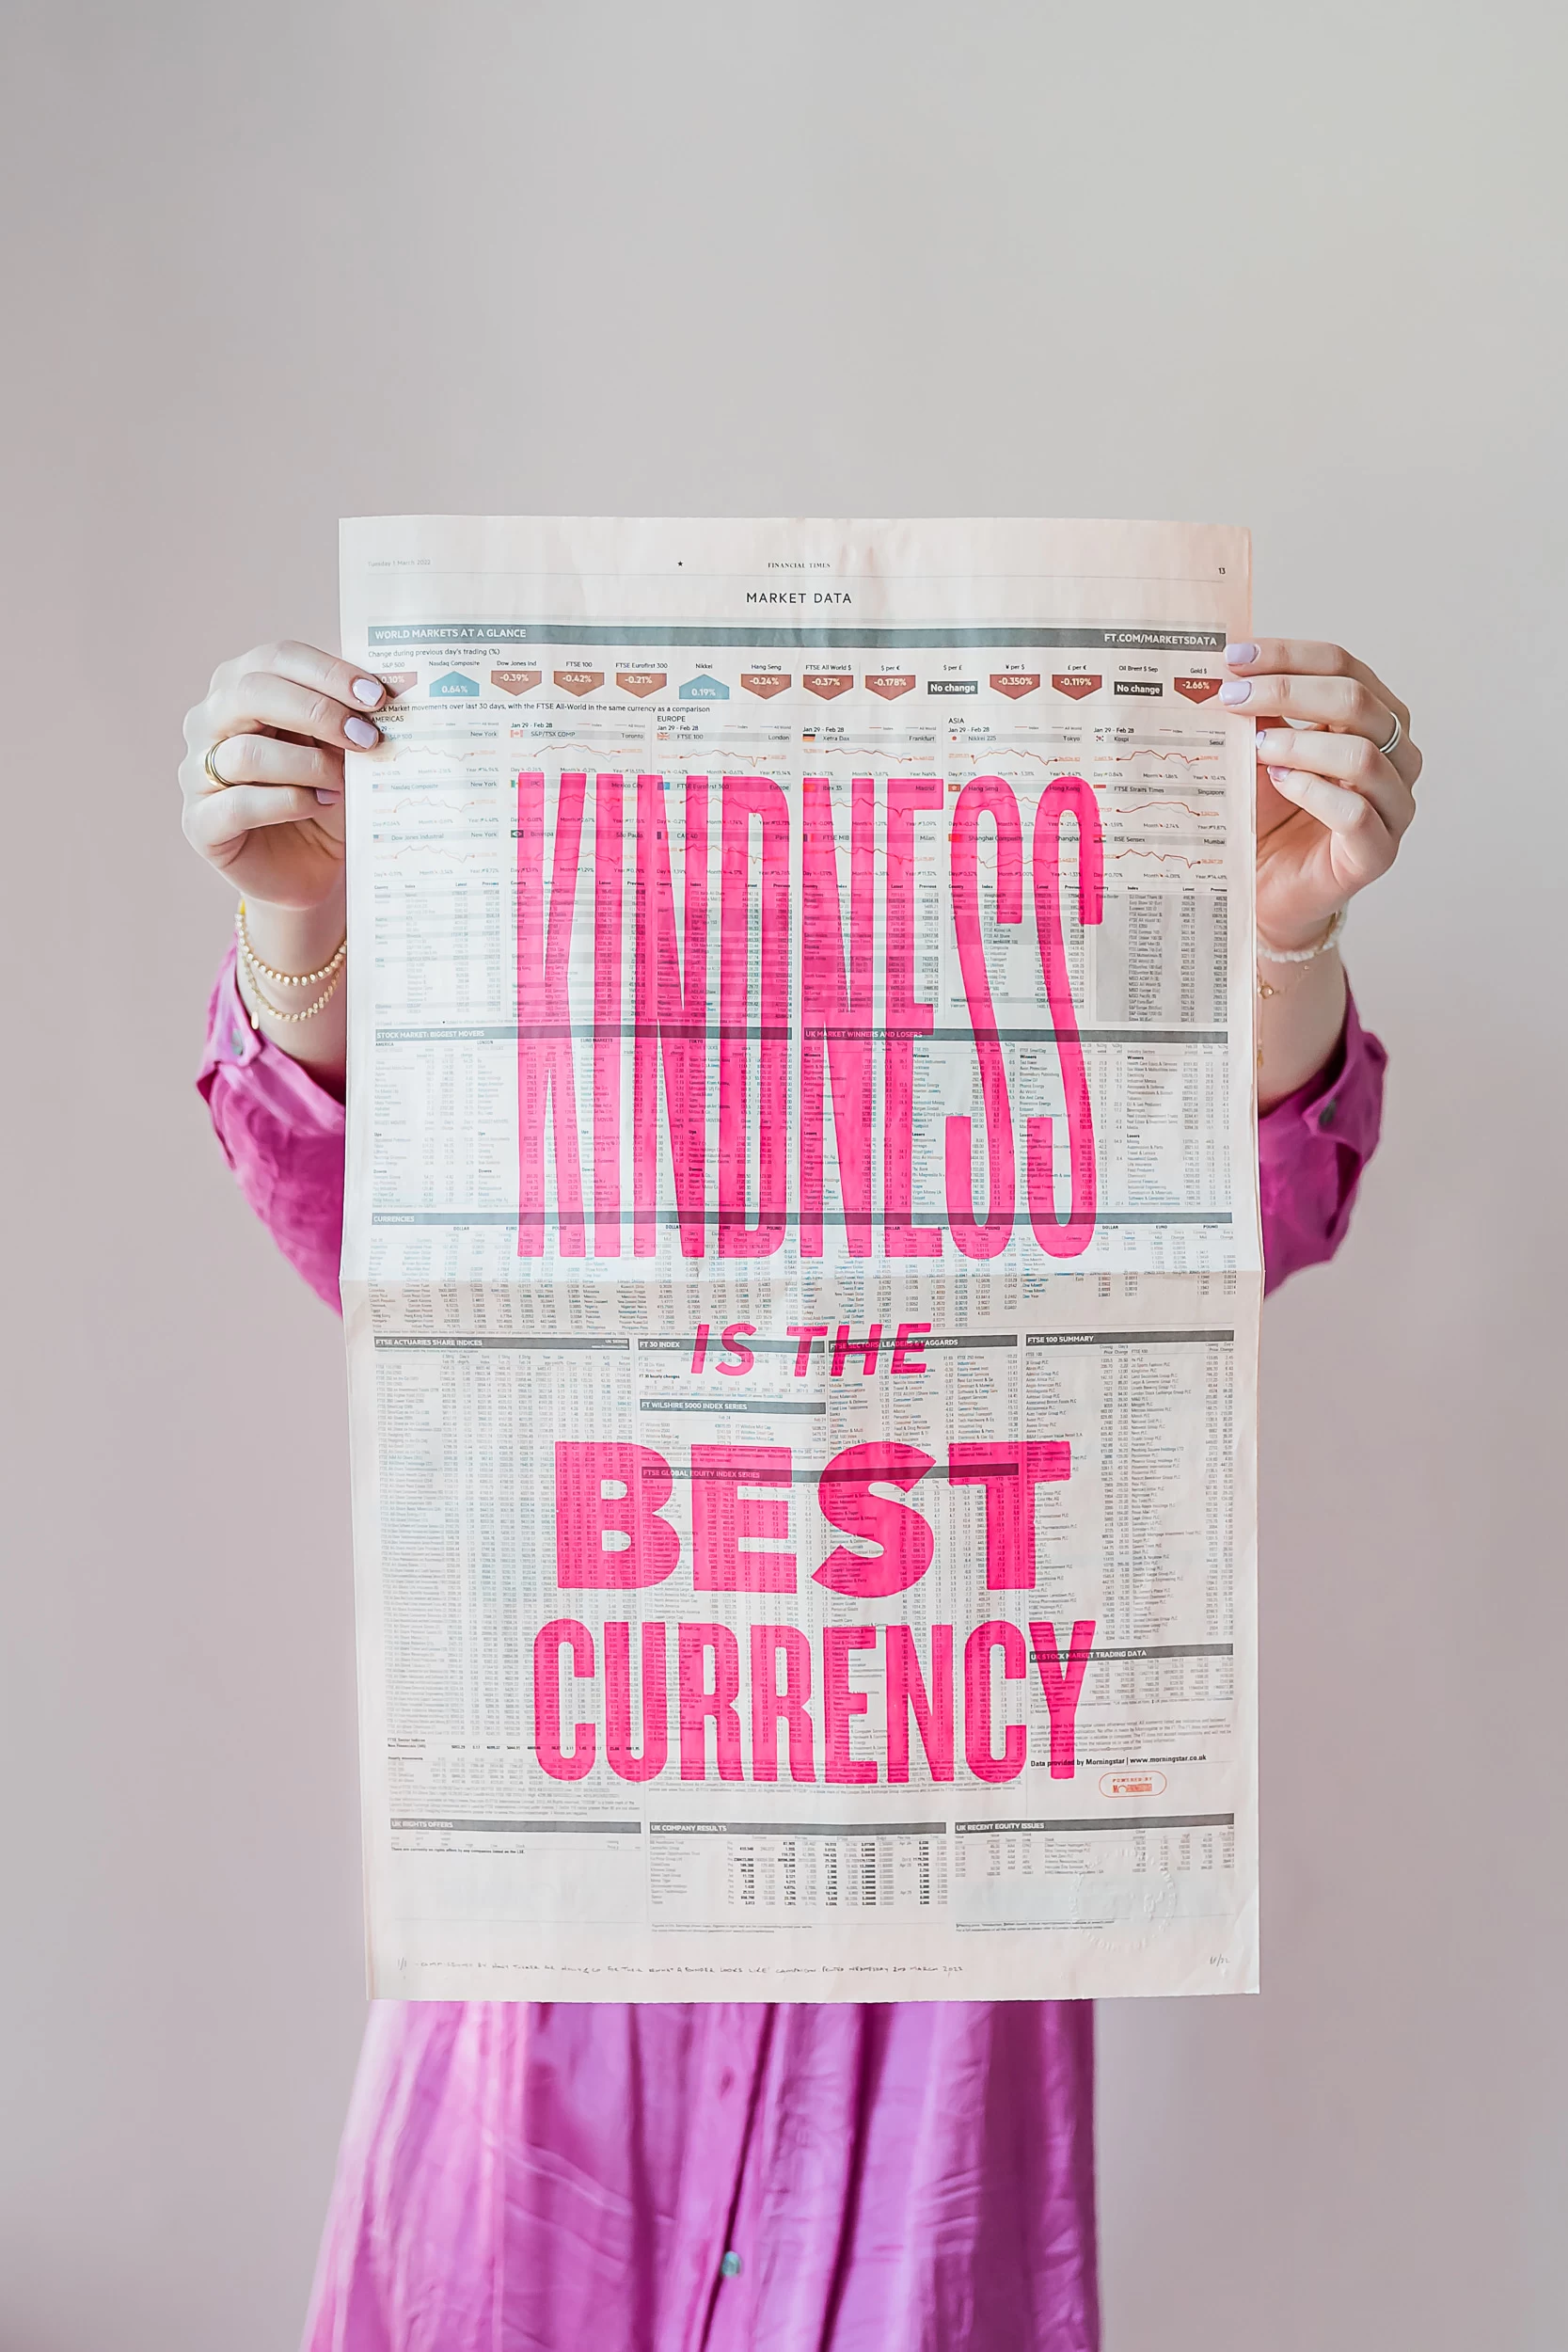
top-left (180, 640), bottom-right (386, 909)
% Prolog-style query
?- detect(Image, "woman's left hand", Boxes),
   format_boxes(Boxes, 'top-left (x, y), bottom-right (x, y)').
top-left (1219, 638), bottom-right (1421, 952)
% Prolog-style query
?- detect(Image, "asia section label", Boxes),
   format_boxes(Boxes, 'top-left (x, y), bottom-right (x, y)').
top-left (340, 516), bottom-right (1261, 2003)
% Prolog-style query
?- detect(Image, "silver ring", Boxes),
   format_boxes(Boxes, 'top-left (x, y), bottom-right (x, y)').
top-left (1376, 712), bottom-right (1402, 758)
top-left (203, 740), bottom-right (232, 789)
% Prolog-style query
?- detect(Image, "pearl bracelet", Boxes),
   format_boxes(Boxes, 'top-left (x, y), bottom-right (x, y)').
top-left (235, 898), bottom-right (348, 1027)
top-left (236, 898), bottom-right (347, 986)
top-left (1257, 904), bottom-right (1347, 964)
top-left (240, 964), bottom-right (346, 1026)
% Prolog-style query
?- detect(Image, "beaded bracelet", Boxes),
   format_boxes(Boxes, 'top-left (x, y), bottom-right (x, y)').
top-left (236, 898), bottom-right (348, 1027)
top-left (1257, 904), bottom-right (1346, 964)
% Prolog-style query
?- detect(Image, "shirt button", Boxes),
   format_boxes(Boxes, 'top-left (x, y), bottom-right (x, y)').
top-left (1318, 1100), bottom-right (1337, 1132)
top-left (720, 2250), bottom-right (743, 2280)
top-left (229, 1027), bottom-right (246, 1057)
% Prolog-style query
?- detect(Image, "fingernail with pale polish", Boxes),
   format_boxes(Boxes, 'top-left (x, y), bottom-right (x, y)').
top-left (352, 676), bottom-right (384, 705)
top-left (1225, 642), bottom-right (1259, 667)
top-left (1267, 765), bottom-right (1296, 786)
top-left (315, 787), bottom-right (341, 804)
top-left (344, 715), bottom-right (380, 747)
top-left (1219, 679), bottom-right (1251, 706)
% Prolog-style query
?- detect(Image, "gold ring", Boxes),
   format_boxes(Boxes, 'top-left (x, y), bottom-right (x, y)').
top-left (203, 741), bottom-right (232, 789)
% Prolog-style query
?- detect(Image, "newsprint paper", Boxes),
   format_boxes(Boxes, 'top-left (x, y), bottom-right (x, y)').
top-left (339, 516), bottom-right (1260, 2004)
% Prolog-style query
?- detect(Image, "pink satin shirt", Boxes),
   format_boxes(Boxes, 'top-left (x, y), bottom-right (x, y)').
top-left (199, 948), bottom-right (1386, 2352)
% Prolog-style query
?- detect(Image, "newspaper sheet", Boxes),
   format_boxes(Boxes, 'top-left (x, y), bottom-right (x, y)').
top-left (340, 516), bottom-right (1260, 2003)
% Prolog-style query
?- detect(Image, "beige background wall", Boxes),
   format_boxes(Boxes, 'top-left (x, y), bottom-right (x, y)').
top-left (2, 3), bottom-right (1563, 2344)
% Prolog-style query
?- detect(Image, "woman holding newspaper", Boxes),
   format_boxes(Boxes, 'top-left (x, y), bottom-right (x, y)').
top-left (182, 631), bottom-right (1417, 2351)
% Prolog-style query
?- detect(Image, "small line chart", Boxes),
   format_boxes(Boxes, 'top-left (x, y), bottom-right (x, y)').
top-left (376, 841), bottom-right (501, 866)
top-left (379, 741), bottom-right (499, 772)
top-left (509, 735), bottom-right (647, 765)
top-left (374, 795), bottom-right (499, 818)
top-left (799, 740), bottom-right (941, 771)
top-left (1109, 748), bottom-right (1221, 769)
top-left (947, 742), bottom-right (1072, 772)
top-left (1102, 797), bottom-right (1218, 824)
top-left (1108, 847), bottom-right (1226, 869)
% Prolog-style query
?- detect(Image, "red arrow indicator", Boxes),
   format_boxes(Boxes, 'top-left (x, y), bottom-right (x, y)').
top-left (491, 668), bottom-right (541, 696)
top-left (616, 670), bottom-right (667, 697)
top-left (741, 673), bottom-right (791, 698)
top-left (553, 670), bottom-right (604, 697)
top-left (990, 673), bottom-right (1040, 699)
top-left (1051, 673), bottom-right (1101, 700)
top-left (1174, 675), bottom-right (1221, 704)
top-left (865, 674), bottom-right (915, 700)
top-left (378, 671), bottom-right (419, 699)
top-left (803, 673), bottom-right (853, 700)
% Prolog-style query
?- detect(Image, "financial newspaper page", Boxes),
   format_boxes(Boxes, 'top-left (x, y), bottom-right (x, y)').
top-left (340, 516), bottom-right (1261, 2003)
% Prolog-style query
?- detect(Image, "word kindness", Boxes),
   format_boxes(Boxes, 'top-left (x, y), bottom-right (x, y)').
top-left (517, 771), bottom-right (1103, 1261)
top-left (536, 1437), bottom-right (1096, 1788)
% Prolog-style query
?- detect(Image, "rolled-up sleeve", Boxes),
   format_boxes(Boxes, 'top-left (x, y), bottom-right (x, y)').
top-left (196, 946), bottom-right (345, 1313)
top-left (1259, 993), bottom-right (1387, 1295)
